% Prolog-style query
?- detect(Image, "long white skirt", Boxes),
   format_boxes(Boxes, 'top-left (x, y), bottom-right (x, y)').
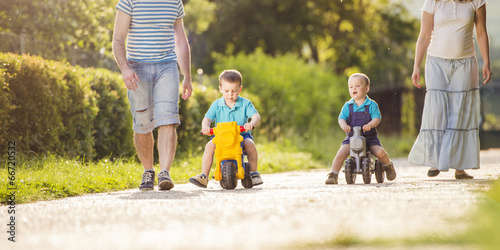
top-left (408, 55), bottom-right (480, 171)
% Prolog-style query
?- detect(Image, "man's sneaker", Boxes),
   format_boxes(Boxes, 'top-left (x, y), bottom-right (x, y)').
top-left (325, 172), bottom-right (338, 185)
top-left (158, 170), bottom-right (174, 190)
top-left (139, 170), bottom-right (155, 191)
top-left (189, 174), bottom-right (208, 188)
top-left (384, 161), bottom-right (397, 181)
top-left (250, 172), bottom-right (263, 186)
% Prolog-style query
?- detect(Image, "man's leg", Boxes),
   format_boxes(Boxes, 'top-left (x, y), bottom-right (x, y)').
top-left (134, 132), bottom-right (154, 170)
top-left (135, 131), bottom-right (155, 191)
top-left (158, 124), bottom-right (177, 172)
top-left (157, 125), bottom-right (176, 190)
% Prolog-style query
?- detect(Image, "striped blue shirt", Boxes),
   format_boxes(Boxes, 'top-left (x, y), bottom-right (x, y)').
top-left (116, 0), bottom-right (185, 63)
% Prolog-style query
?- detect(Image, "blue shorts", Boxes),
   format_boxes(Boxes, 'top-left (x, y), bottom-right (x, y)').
top-left (127, 61), bottom-right (180, 134)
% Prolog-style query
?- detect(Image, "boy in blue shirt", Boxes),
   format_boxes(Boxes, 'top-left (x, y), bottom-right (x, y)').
top-left (326, 73), bottom-right (396, 184)
top-left (190, 70), bottom-right (262, 188)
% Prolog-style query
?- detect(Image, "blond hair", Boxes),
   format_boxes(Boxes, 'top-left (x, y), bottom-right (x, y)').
top-left (349, 73), bottom-right (370, 86)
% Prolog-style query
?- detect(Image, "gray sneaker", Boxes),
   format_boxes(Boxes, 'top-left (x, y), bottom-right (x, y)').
top-left (384, 161), bottom-right (397, 181)
top-left (325, 172), bottom-right (338, 185)
top-left (189, 174), bottom-right (208, 188)
top-left (251, 172), bottom-right (263, 186)
top-left (139, 170), bottom-right (155, 191)
top-left (158, 170), bottom-right (174, 190)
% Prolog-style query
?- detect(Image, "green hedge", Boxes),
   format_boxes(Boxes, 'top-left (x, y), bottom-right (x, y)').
top-left (0, 53), bottom-right (134, 159)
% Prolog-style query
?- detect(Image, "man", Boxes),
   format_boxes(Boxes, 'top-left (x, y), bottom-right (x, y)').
top-left (112, 0), bottom-right (192, 191)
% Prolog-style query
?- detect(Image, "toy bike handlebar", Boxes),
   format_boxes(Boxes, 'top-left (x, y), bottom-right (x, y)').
top-left (200, 126), bottom-right (253, 135)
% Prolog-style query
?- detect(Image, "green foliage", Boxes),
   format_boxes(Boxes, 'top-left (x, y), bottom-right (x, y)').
top-left (184, 0), bottom-right (217, 35)
top-left (465, 179), bottom-right (500, 249)
top-left (85, 68), bottom-right (135, 159)
top-left (177, 82), bottom-right (221, 156)
top-left (0, 66), bottom-right (13, 143)
top-left (213, 49), bottom-right (347, 140)
top-left (257, 141), bottom-right (324, 173)
top-left (0, 0), bottom-right (116, 61)
top-left (0, 53), bottom-right (134, 159)
top-left (1, 53), bottom-right (83, 155)
top-left (195, 0), bottom-right (418, 87)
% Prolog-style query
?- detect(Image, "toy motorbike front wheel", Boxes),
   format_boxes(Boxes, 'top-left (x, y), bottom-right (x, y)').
top-left (345, 158), bottom-right (356, 184)
top-left (362, 158), bottom-right (372, 184)
top-left (374, 159), bottom-right (385, 183)
top-left (221, 161), bottom-right (238, 189)
top-left (241, 162), bottom-right (253, 189)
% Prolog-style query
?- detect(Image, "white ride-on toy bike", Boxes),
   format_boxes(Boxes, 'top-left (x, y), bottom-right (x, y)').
top-left (344, 126), bottom-right (386, 184)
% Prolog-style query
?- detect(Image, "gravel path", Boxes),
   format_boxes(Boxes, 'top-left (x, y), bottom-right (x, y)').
top-left (3, 149), bottom-right (500, 249)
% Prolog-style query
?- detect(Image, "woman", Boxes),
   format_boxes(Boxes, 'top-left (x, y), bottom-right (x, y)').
top-left (409, 0), bottom-right (492, 179)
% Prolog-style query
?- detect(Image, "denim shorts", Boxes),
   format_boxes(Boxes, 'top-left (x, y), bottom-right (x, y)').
top-left (127, 61), bottom-right (180, 134)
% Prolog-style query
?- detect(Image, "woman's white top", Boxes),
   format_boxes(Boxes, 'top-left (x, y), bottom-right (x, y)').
top-left (422, 0), bottom-right (486, 59)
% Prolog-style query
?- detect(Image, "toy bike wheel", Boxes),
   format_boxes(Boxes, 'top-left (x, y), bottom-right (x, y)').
top-left (241, 162), bottom-right (253, 189)
top-left (221, 161), bottom-right (237, 189)
top-left (374, 159), bottom-right (385, 183)
top-left (362, 158), bottom-right (371, 184)
top-left (345, 159), bottom-right (356, 184)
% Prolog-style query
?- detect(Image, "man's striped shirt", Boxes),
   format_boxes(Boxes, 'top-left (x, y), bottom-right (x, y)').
top-left (116, 0), bottom-right (185, 63)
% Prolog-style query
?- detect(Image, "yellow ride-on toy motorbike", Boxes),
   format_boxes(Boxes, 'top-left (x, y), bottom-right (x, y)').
top-left (206, 121), bottom-right (253, 189)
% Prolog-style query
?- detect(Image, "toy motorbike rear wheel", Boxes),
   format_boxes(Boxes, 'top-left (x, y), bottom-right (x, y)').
top-left (241, 162), bottom-right (253, 189)
top-left (374, 159), bottom-right (385, 183)
top-left (345, 159), bottom-right (356, 184)
top-left (362, 158), bottom-right (371, 184)
top-left (221, 161), bottom-right (237, 189)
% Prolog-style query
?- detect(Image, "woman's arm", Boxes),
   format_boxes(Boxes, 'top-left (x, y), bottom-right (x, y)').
top-left (475, 5), bottom-right (492, 84)
top-left (411, 11), bottom-right (434, 89)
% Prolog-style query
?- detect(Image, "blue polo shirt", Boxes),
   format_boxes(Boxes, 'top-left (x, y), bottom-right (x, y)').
top-left (205, 96), bottom-right (258, 135)
top-left (339, 96), bottom-right (381, 121)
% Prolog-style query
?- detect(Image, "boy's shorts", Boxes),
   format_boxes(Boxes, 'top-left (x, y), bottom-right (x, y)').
top-left (127, 61), bottom-right (180, 134)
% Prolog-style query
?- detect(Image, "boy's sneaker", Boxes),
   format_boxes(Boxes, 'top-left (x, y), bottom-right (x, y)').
top-left (139, 170), bottom-right (155, 191)
top-left (325, 172), bottom-right (338, 185)
top-left (251, 172), bottom-right (263, 186)
top-left (384, 161), bottom-right (397, 181)
top-left (189, 174), bottom-right (208, 188)
top-left (158, 170), bottom-right (174, 190)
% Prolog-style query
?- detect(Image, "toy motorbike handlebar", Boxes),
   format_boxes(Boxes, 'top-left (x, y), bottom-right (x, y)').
top-left (201, 126), bottom-right (253, 135)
